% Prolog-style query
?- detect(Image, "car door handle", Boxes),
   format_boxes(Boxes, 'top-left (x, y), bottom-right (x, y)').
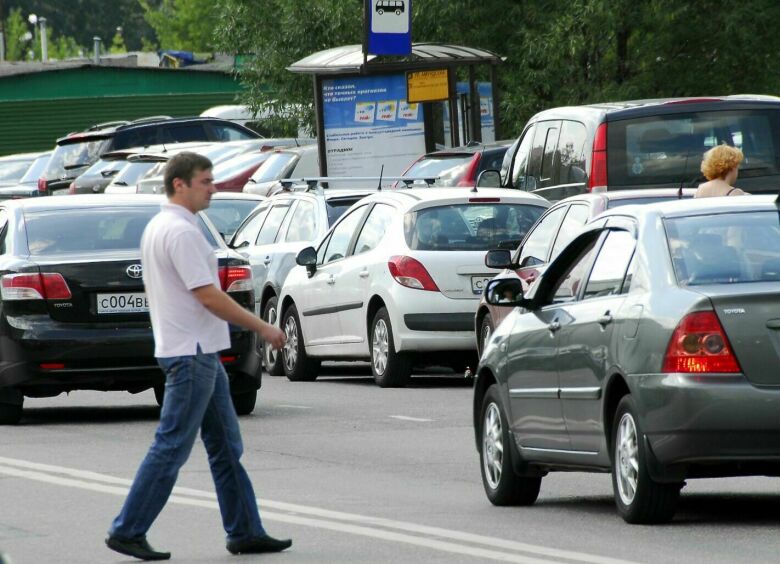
top-left (263, 257), bottom-right (271, 265)
top-left (598, 312), bottom-right (613, 326)
top-left (359, 270), bottom-right (369, 278)
top-left (326, 275), bottom-right (335, 285)
top-left (548, 321), bottom-right (560, 333)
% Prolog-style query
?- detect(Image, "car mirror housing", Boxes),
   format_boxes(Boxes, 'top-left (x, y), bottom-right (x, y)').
top-left (485, 248), bottom-right (512, 269)
top-left (476, 169), bottom-right (501, 188)
top-left (484, 277), bottom-right (529, 308)
top-left (296, 246), bottom-right (317, 276)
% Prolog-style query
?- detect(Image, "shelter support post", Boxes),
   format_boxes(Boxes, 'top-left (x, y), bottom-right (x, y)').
top-left (313, 74), bottom-right (328, 176)
top-left (447, 67), bottom-right (460, 148)
top-left (490, 64), bottom-right (501, 141)
top-left (468, 65), bottom-right (482, 144)
top-left (423, 102), bottom-right (436, 153)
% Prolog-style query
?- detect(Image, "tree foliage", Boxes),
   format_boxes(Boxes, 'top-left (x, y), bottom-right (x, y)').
top-left (140, 0), bottom-right (219, 52)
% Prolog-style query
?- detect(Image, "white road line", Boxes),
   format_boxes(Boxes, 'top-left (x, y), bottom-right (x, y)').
top-left (0, 457), bottom-right (639, 564)
top-left (389, 415), bottom-right (434, 422)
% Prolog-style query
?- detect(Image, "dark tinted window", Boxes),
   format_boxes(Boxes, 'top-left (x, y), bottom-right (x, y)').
top-left (326, 198), bottom-right (363, 225)
top-left (113, 128), bottom-right (159, 150)
top-left (608, 109), bottom-right (780, 186)
top-left (583, 230), bottom-right (636, 299)
top-left (255, 202), bottom-right (292, 245)
top-left (479, 148), bottom-right (509, 173)
top-left (556, 121), bottom-right (588, 185)
top-left (161, 123), bottom-right (208, 143)
top-left (511, 125), bottom-right (535, 189)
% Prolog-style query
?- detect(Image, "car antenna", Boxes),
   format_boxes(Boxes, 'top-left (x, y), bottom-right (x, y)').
top-left (377, 164), bottom-right (384, 191)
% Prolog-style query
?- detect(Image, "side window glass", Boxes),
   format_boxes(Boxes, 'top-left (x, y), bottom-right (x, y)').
top-left (539, 125), bottom-right (560, 188)
top-left (323, 206), bottom-right (366, 264)
top-left (255, 203), bottom-right (292, 245)
top-left (511, 125), bottom-right (535, 190)
top-left (550, 204), bottom-right (590, 258)
top-left (517, 206), bottom-right (566, 266)
top-left (583, 230), bottom-right (636, 299)
top-left (0, 209), bottom-right (8, 254)
top-left (284, 201), bottom-right (317, 243)
top-left (525, 122), bottom-right (559, 191)
top-left (354, 204), bottom-right (395, 255)
top-left (231, 206), bottom-right (268, 247)
top-left (211, 124), bottom-right (252, 141)
top-left (556, 121), bottom-right (588, 185)
top-left (162, 124), bottom-right (207, 143)
top-left (550, 237), bottom-right (599, 304)
top-left (621, 251), bottom-right (637, 294)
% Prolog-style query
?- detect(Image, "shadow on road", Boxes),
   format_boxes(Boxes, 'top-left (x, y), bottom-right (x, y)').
top-left (314, 362), bottom-right (473, 388)
top-left (19, 404), bottom-right (160, 426)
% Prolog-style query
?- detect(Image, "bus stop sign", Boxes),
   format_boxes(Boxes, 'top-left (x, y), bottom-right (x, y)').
top-left (366, 0), bottom-right (412, 56)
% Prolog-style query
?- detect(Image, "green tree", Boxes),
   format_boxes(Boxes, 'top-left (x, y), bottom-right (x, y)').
top-left (110, 29), bottom-right (128, 54)
top-left (140, 0), bottom-right (218, 51)
top-left (3, 7), bottom-right (29, 61)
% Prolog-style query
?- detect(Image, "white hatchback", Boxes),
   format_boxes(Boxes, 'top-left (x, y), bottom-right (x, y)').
top-left (278, 188), bottom-right (549, 387)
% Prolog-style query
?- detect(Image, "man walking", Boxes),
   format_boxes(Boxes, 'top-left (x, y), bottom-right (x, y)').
top-left (106, 152), bottom-right (291, 561)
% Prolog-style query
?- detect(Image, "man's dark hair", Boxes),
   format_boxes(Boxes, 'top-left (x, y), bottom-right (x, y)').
top-left (163, 152), bottom-right (213, 196)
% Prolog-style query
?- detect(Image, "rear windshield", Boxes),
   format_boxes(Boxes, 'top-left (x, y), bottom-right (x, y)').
top-left (608, 109), bottom-right (780, 186)
top-left (250, 152), bottom-right (296, 182)
top-left (326, 198), bottom-right (363, 225)
top-left (665, 211), bottom-right (780, 285)
top-left (46, 138), bottom-right (110, 179)
top-left (24, 207), bottom-right (218, 255)
top-left (404, 203), bottom-right (545, 251)
top-left (205, 199), bottom-right (261, 237)
top-left (404, 155), bottom-right (474, 187)
top-left (212, 152), bottom-right (270, 182)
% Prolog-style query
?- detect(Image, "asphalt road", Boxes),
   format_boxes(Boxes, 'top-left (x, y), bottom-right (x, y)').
top-left (1, 364), bottom-right (779, 564)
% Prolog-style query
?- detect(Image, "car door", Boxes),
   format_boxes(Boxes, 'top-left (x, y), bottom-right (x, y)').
top-left (555, 228), bottom-right (637, 453)
top-left (506, 234), bottom-right (600, 452)
top-left (334, 203), bottom-right (397, 353)
top-left (299, 205), bottom-right (368, 348)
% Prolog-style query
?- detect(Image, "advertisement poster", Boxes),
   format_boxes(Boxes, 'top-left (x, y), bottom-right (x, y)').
top-left (442, 82), bottom-right (495, 146)
top-left (323, 74), bottom-right (425, 179)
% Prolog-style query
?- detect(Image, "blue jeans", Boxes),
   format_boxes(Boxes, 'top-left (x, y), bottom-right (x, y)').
top-left (109, 348), bottom-right (265, 542)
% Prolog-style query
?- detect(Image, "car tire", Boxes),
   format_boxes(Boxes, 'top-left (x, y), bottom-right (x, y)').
top-left (0, 402), bottom-right (22, 425)
top-left (478, 312), bottom-right (495, 357)
top-left (153, 385), bottom-right (165, 407)
top-left (370, 307), bottom-right (412, 388)
top-left (611, 395), bottom-right (681, 524)
top-left (231, 389), bottom-right (258, 416)
top-left (479, 384), bottom-right (541, 505)
top-left (262, 296), bottom-right (285, 376)
top-left (282, 303), bottom-right (320, 382)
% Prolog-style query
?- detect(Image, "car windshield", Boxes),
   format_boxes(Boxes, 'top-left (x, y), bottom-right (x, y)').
top-left (46, 138), bottom-right (110, 180)
top-left (608, 109), bottom-right (780, 186)
top-left (19, 154), bottom-right (51, 184)
top-left (404, 155), bottom-right (474, 187)
top-left (665, 211), bottom-right (780, 286)
top-left (0, 157), bottom-right (36, 183)
top-left (249, 152), bottom-right (296, 182)
top-left (204, 200), bottom-right (261, 237)
top-left (404, 203), bottom-right (546, 251)
top-left (212, 152), bottom-right (271, 182)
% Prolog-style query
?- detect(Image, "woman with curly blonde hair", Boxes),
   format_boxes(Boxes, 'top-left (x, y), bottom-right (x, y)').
top-left (695, 144), bottom-right (747, 197)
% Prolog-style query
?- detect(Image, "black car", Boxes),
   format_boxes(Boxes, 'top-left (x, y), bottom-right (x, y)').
top-left (0, 195), bottom-right (261, 425)
top-left (495, 94), bottom-right (780, 200)
top-left (39, 116), bottom-right (260, 196)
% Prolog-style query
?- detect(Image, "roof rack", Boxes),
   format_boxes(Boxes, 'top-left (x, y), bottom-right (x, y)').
top-left (126, 115), bottom-right (174, 125)
top-left (86, 120), bottom-right (131, 131)
top-left (279, 176), bottom-right (439, 192)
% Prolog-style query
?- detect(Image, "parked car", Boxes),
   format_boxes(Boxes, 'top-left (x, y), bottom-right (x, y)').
top-left (493, 95), bottom-right (780, 201)
top-left (474, 195), bottom-right (780, 523)
top-left (38, 116), bottom-right (260, 196)
top-left (103, 160), bottom-right (158, 195)
top-left (474, 188), bottom-right (696, 354)
top-left (0, 151), bottom-right (51, 200)
top-left (243, 145), bottom-right (319, 196)
top-left (278, 188), bottom-right (548, 387)
top-left (203, 192), bottom-right (266, 241)
top-left (212, 151), bottom-right (275, 192)
top-left (0, 152), bottom-right (46, 188)
top-left (399, 141), bottom-right (511, 188)
top-left (67, 150), bottom-right (136, 195)
top-left (0, 195), bottom-right (262, 425)
top-left (229, 187), bottom-right (374, 375)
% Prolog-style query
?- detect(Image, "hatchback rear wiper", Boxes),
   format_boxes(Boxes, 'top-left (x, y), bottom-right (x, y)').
top-left (63, 163), bottom-right (90, 171)
top-left (112, 181), bottom-right (128, 186)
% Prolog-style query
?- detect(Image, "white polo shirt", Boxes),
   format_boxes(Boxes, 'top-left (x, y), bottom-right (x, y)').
top-left (141, 202), bottom-right (230, 358)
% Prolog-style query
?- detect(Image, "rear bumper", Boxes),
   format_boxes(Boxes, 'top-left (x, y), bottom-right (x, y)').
top-left (636, 373), bottom-right (780, 477)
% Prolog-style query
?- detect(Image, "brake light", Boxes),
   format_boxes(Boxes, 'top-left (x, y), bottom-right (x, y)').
top-left (37, 177), bottom-right (48, 196)
top-left (39, 363), bottom-right (65, 370)
top-left (1, 273), bottom-right (72, 300)
top-left (387, 256), bottom-right (439, 291)
top-left (218, 266), bottom-right (252, 293)
top-left (457, 153), bottom-right (483, 187)
top-left (220, 355), bottom-right (237, 363)
top-left (662, 311), bottom-right (741, 373)
top-left (469, 197), bottom-right (500, 203)
top-left (588, 122), bottom-right (608, 192)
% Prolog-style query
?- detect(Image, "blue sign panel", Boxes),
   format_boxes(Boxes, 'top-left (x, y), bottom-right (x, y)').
top-left (367, 0), bottom-right (412, 56)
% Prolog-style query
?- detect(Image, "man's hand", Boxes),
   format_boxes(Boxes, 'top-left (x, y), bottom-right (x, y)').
top-left (261, 324), bottom-right (286, 350)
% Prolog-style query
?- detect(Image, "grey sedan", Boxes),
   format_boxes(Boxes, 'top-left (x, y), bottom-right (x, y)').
top-left (473, 196), bottom-right (780, 523)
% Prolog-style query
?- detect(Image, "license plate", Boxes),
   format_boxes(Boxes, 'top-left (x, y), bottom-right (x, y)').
top-left (471, 276), bottom-right (493, 295)
top-left (96, 292), bottom-right (149, 314)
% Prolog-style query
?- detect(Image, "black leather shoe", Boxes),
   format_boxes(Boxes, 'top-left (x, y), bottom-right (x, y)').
top-left (105, 536), bottom-right (171, 561)
top-left (226, 534), bottom-right (292, 554)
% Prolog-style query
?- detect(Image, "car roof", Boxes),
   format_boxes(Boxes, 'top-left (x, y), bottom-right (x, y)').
top-left (0, 151), bottom-right (48, 162)
top-left (559, 188), bottom-right (697, 204)
top-left (270, 188), bottom-right (375, 202)
top-left (211, 192), bottom-right (266, 201)
top-left (421, 140), bottom-right (514, 158)
top-left (356, 187), bottom-right (549, 211)
top-left (2, 194), bottom-right (165, 212)
top-left (598, 194), bottom-right (780, 222)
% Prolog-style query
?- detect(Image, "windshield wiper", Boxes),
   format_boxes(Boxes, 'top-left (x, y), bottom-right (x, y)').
top-left (63, 163), bottom-right (90, 171)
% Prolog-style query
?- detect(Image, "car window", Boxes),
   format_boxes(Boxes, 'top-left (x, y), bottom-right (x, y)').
top-left (161, 123), bottom-right (208, 144)
top-left (326, 198), bottom-right (364, 226)
top-left (317, 233), bottom-right (332, 265)
top-left (526, 121), bottom-right (560, 191)
top-left (0, 209), bottom-right (8, 254)
top-left (232, 205), bottom-right (269, 247)
top-left (354, 204), bottom-right (395, 255)
top-left (555, 121), bottom-right (588, 185)
top-left (284, 200), bottom-right (317, 243)
top-left (479, 149), bottom-right (508, 174)
top-left (46, 139), bottom-right (110, 179)
top-left (255, 202), bottom-right (292, 245)
top-left (511, 125), bottom-right (535, 189)
top-left (210, 124), bottom-right (254, 142)
top-left (517, 205), bottom-right (566, 266)
top-left (113, 128), bottom-right (159, 150)
top-left (550, 237), bottom-right (599, 304)
top-left (322, 205), bottom-right (367, 264)
top-left (583, 230), bottom-right (636, 299)
top-left (249, 152), bottom-right (297, 182)
top-left (109, 161), bottom-right (156, 189)
top-left (551, 204), bottom-right (590, 258)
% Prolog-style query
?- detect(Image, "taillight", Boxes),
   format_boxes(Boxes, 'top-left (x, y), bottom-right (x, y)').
top-left (662, 311), bottom-right (741, 373)
top-left (457, 154), bottom-right (482, 187)
top-left (588, 122), bottom-right (608, 192)
top-left (219, 265), bottom-right (253, 293)
top-left (387, 256), bottom-right (439, 292)
top-left (1, 273), bottom-right (72, 300)
top-left (37, 177), bottom-right (48, 196)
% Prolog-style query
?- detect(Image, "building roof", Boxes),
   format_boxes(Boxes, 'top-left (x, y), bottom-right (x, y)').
top-left (0, 57), bottom-right (235, 79)
top-left (288, 43), bottom-right (505, 75)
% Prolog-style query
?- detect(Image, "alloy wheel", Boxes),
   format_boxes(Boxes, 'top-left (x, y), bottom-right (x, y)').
top-left (482, 402), bottom-right (504, 489)
top-left (283, 315), bottom-right (298, 373)
top-left (264, 304), bottom-right (278, 367)
top-left (616, 412), bottom-right (639, 505)
top-left (372, 319), bottom-right (389, 375)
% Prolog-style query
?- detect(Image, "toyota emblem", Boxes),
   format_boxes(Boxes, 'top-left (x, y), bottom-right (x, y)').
top-left (126, 264), bottom-right (143, 279)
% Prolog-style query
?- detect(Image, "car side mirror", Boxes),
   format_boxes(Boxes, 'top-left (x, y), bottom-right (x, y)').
top-left (296, 246), bottom-right (317, 276)
top-left (484, 277), bottom-right (529, 308)
top-left (485, 248), bottom-right (513, 269)
top-left (476, 169), bottom-right (501, 188)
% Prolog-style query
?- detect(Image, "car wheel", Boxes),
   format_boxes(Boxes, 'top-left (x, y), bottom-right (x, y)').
top-left (282, 304), bottom-right (320, 382)
top-left (0, 402), bottom-right (22, 425)
top-left (262, 296), bottom-right (285, 376)
top-left (231, 388), bottom-right (257, 416)
top-left (371, 307), bottom-right (411, 388)
top-left (478, 312), bottom-right (495, 357)
top-left (480, 384), bottom-right (541, 505)
top-left (612, 395), bottom-right (681, 524)
top-left (153, 385), bottom-right (165, 407)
